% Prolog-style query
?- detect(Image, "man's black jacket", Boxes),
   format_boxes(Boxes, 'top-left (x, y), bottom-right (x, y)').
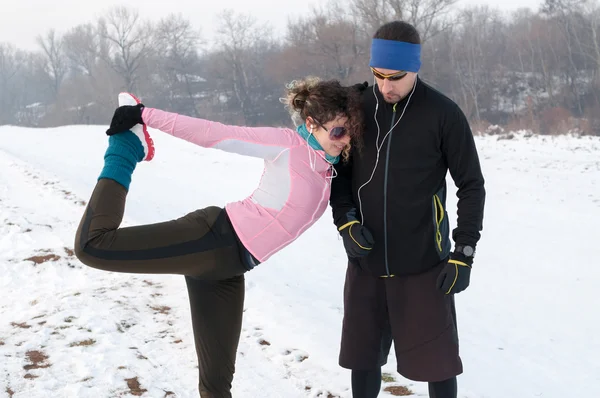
top-left (330, 78), bottom-right (486, 276)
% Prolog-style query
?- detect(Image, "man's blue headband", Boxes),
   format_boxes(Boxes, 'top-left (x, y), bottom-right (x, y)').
top-left (369, 38), bottom-right (421, 72)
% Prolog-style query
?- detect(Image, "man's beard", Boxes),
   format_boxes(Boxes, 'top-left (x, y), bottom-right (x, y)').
top-left (383, 93), bottom-right (402, 103)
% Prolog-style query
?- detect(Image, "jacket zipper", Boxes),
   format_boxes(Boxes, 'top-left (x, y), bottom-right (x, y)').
top-left (434, 194), bottom-right (444, 252)
top-left (382, 103), bottom-right (397, 276)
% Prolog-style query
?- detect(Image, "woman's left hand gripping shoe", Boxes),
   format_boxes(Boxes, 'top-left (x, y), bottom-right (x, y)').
top-left (106, 92), bottom-right (155, 161)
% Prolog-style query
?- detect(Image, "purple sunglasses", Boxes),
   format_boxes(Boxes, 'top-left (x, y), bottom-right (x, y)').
top-left (313, 119), bottom-right (348, 141)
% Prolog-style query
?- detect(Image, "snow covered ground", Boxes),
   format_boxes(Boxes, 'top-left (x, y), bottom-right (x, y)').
top-left (0, 125), bottom-right (598, 398)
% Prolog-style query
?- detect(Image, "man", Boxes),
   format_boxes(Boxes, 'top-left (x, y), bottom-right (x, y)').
top-left (330, 21), bottom-right (486, 398)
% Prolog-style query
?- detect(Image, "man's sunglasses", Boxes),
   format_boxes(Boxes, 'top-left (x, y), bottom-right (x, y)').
top-left (313, 119), bottom-right (348, 141)
top-left (371, 67), bottom-right (408, 81)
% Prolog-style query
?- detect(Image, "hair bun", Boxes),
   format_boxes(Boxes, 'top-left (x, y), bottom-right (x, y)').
top-left (281, 76), bottom-right (322, 126)
top-left (293, 94), bottom-right (307, 109)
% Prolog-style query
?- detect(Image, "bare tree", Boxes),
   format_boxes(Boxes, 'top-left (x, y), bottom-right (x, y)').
top-left (585, 1), bottom-right (600, 79)
top-left (284, 3), bottom-right (370, 82)
top-left (153, 14), bottom-right (204, 115)
top-left (568, 0), bottom-right (600, 92)
top-left (0, 46), bottom-right (54, 126)
top-left (58, 22), bottom-right (128, 125)
top-left (99, 6), bottom-right (153, 92)
top-left (451, 6), bottom-right (505, 122)
top-left (36, 29), bottom-right (67, 99)
top-left (349, 0), bottom-right (389, 35)
top-left (350, 0), bottom-right (456, 41)
top-left (212, 9), bottom-right (278, 125)
top-left (0, 43), bottom-right (22, 124)
top-left (541, 0), bottom-right (589, 113)
top-left (63, 24), bottom-right (100, 78)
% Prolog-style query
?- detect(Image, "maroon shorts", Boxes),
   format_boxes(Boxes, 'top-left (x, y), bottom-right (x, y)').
top-left (338, 260), bottom-right (463, 382)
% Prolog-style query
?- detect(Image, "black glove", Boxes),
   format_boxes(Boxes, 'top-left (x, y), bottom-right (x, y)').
top-left (338, 209), bottom-right (374, 258)
top-left (106, 103), bottom-right (145, 136)
top-left (351, 81), bottom-right (369, 92)
top-left (436, 251), bottom-right (473, 295)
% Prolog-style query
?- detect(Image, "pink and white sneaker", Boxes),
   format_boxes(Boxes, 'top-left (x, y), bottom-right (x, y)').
top-left (118, 92), bottom-right (155, 161)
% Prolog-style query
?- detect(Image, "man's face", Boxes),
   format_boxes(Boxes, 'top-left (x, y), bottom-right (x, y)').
top-left (372, 67), bottom-right (417, 104)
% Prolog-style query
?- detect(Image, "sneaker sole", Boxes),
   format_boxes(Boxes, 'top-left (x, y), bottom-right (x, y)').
top-left (118, 92), bottom-right (155, 161)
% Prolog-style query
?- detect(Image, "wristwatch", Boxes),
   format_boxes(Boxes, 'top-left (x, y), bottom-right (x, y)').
top-left (455, 245), bottom-right (475, 257)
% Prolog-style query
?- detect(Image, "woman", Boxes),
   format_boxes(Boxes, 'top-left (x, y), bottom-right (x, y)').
top-left (74, 76), bottom-right (363, 397)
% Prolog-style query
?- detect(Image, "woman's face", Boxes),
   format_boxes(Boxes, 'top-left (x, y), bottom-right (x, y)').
top-left (307, 115), bottom-right (351, 158)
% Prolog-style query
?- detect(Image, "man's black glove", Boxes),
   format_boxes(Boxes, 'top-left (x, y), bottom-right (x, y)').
top-left (106, 103), bottom-right (145, 136)
top-left (351, 81), bottom-right (369, 93)
top-left (338, 209), bottom-right (374, 258)
top-left (436, 250), bottom-right (473, 295)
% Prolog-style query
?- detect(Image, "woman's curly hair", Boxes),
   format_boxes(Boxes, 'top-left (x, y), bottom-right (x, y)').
top-left (281, 76), bottom-right (364, 162)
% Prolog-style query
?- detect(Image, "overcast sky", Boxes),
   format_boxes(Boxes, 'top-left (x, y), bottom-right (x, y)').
top-left (1, 0), bottom-right (543, 51)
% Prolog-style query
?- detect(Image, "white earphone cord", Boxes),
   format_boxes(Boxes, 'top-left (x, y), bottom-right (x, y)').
top-left (308, 126), bottom-right (338, 181)
top-left (357, 77), bottom-right (418, 225)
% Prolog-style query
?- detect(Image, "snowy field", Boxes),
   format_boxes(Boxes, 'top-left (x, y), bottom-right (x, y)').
top-left (0, 124), bottom-right (598, 398)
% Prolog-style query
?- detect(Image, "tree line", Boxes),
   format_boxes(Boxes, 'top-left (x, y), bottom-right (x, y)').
top-left (1, 0), bottom-right (599, 135)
